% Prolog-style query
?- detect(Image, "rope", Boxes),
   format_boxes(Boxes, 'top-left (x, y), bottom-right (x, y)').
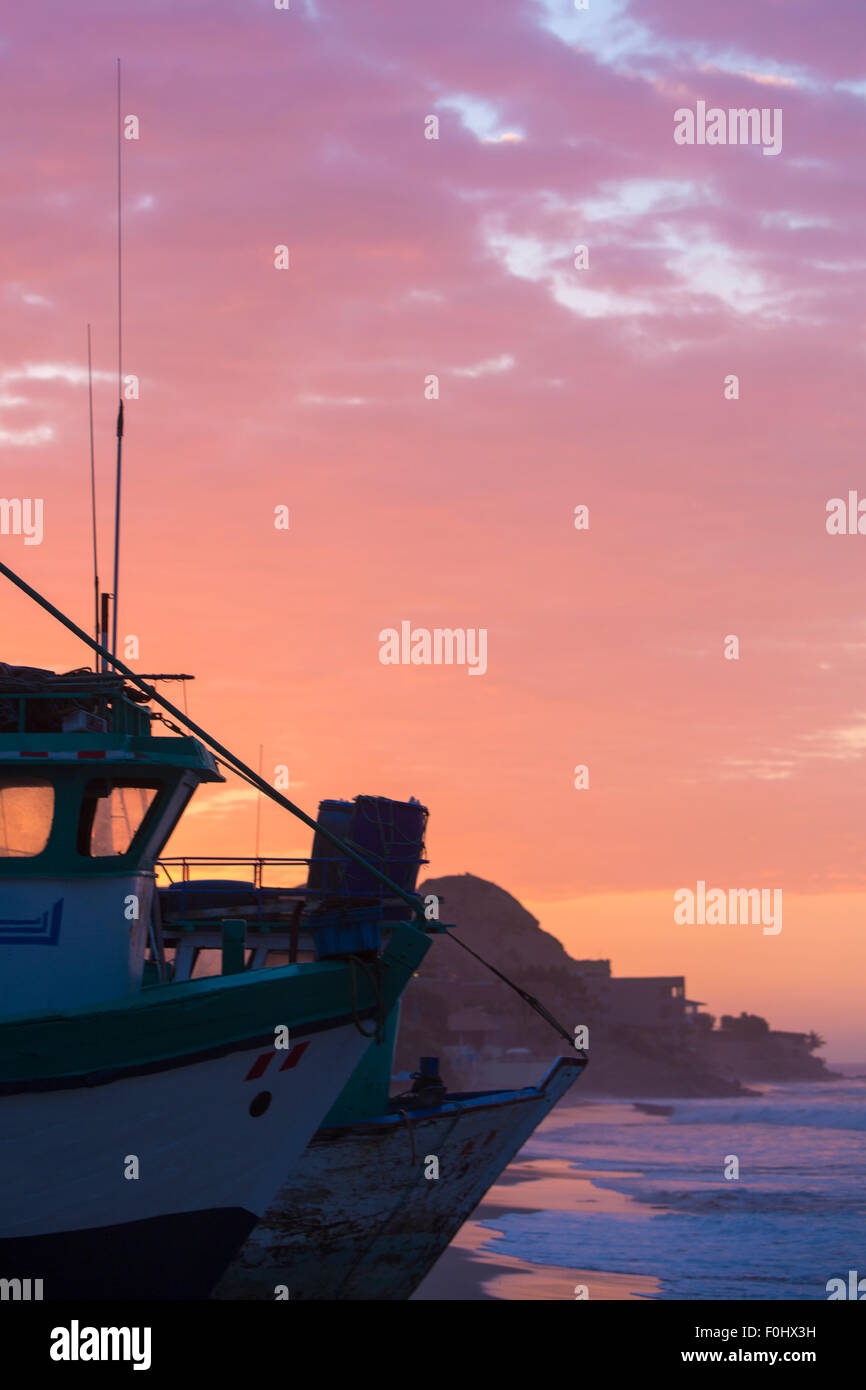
top-left (149, 721), bottom-right (573, 1058)
top-left (444, 929), bottom-right (587, 1058)
top-left (347, 954), bottom-right (386, 1042)
top-left (288, 899), bottom-right (302, 964)
top-left (396, 1109), bottom-right (417, 1164)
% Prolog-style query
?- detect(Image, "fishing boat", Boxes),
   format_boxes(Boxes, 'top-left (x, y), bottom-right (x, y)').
top-left (153, 808), bottom-right (586, 1301)
top-left (0, 85), bottom-right (583, 1300)
top-left (0, 583), bottom-right (434, 1300)
top-left (213, 1053), bottom-right (583, 1300)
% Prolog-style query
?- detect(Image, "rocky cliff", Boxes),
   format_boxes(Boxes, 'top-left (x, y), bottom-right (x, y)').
top-left (394, 873), bottom-right (832, 1098)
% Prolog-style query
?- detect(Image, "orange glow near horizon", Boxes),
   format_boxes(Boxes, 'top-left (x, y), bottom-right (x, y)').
top-left (2, 0), bottom-right (865, 1054)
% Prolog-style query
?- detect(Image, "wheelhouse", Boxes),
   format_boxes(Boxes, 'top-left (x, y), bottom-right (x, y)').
top-left (0, 667), bottom-right (222, 1016)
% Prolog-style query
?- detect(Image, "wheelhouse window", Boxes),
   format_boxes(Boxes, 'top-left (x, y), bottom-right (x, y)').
top-left (78, 779), bottom-right (160, 857)
top-left (0, 777), bottom-right (55, 857)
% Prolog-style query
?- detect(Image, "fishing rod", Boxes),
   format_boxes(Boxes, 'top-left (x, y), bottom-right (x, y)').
top-left (0, 560), bottom-right (427, 924)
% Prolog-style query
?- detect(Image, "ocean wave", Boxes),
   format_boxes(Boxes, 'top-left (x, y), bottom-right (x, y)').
top-left (477, 1208), bottom-right (862, 1300)
top-left (503, 1084), bottom-right (866, 1299)
top-left (669, 1102), bottom-right (866, 1132)
top-left (619, 1187), bottom-right (862, 1217)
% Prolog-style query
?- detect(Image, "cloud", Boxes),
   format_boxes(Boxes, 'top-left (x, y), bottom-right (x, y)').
top-left (485, 228), bottom-right (657, 320)
top-left (736, 70), bottom-right (798, 88)
top-left (0, 424), bottom-right (54, 447)
top-left (183, 786), bottom-right (260, 817)
top-left (483, 174), bottom-right (798, 327)
top-left (719, 758), bottom-right (796, 782)
top-left (723, 719), bottom-right (866, 781)
top-left (577, 178), bottom-right (706, 223)
top-left (801, 719), bottom-right (866, 760)
top-left (535, 0), bottom-right (821, 89)
top-left (297, 393), bottom-right (368, 406)
top-left (4, 284), bottom-right (53, 308)
top-left (436, 93), bottom-right (525, 144)
top-left (452, 354), bottom-right (515, 378)
top-left (0, 362), bottom-right (114, 448)
top-left (405, 288), bottom-right (444, 304)
top-left (0, 363), bottom-right (112, 387)
top-left (657, 224), bottom-right (778, 316)
top-left (760, 211), bottom-right (832, 231)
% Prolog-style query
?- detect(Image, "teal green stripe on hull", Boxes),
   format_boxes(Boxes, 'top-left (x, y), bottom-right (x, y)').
top-left (0, 922), bottom-right (430, 1088)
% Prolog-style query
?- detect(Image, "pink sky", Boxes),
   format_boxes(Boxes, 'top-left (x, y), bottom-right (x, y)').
top-left (1, 0), bottom-right (865, 1052)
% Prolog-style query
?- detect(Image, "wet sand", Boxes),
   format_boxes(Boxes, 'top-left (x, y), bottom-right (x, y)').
top-left (412, 1156), bottom-right (660, 1301)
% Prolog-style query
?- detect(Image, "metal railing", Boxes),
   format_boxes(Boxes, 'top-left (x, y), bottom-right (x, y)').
top-left (157, 856), bottom-right (309, 890)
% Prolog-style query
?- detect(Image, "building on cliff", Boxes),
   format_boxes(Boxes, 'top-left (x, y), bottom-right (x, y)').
top-left (393, 874), bottom-right (834, 1095)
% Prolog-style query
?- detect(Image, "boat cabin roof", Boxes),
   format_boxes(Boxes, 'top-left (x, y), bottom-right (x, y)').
top-left (1, 664), bottom-right (155, 738)
top-left (0, 667), bottom-right (222, 874)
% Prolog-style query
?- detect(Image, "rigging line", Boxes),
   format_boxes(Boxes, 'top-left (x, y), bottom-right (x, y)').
top-left (0, 559), bottom-right (427, 922)
top-left (152, 734), bottom-right (572, 1046)
top-left (150, 717), bottom-right (264, 797)
top-left (443, 928), bottom-right (586, 1054)
top-left (111, 56), bottom-right (124, 661)
top-left (86, 324), bottom-right (99, 650)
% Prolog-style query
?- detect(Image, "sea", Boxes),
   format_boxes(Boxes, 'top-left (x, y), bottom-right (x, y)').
top-left (477, 1073), bottom-right (866, 1300)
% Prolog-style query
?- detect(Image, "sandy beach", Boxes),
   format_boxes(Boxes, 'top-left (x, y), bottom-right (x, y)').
top-left (412, 1154), bottom-right (660, 1301)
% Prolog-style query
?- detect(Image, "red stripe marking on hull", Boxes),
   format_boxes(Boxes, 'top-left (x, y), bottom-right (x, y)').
top-left (244, 1040), bottom-right (310, 1080)
top-left (244, 1051), bottom-right (275, 1081)
top-left (278, 1041), bottom-right (310, 1071)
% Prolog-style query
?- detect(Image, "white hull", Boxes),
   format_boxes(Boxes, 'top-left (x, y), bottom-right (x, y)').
top-left (1, 1019), bottom-right (372, 1240)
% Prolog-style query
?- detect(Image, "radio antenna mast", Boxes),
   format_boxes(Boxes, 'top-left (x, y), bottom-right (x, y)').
top-left (110, 56), bottom-right (125, 660)
top-left (86, 324), bottom-right (100, 651)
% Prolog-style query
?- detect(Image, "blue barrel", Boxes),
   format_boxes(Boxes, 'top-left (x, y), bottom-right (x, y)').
top-left (307, 799), bottom-right (354, 893)
top-left (307, 796), bottom-right (428, 901)
top-left (344, 796), bottom-right (428, 896)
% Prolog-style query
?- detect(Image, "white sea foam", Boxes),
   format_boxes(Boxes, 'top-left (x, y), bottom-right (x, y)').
top-left (479, 1082), bottom-right (866, 1300)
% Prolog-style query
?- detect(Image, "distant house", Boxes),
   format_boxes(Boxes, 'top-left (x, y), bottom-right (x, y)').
top-left (766, 1030), bottom-right (814, 1058)
top-left (571, 959), bottom-right (613, 1014)
top-left (698, 1023), bottom-right (828, 1081)
top-left (609, 976), bottom-right (704, 1030)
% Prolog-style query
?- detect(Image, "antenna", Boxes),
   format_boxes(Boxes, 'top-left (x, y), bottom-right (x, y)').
top-left (86, 324), bottom-right (99, 653)
top-left (100, 592), bottom-right (111, 673)
top-left (0, 560), bottom-right (428, 925)
top-left (111, 56), bottom-right (124, 661)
